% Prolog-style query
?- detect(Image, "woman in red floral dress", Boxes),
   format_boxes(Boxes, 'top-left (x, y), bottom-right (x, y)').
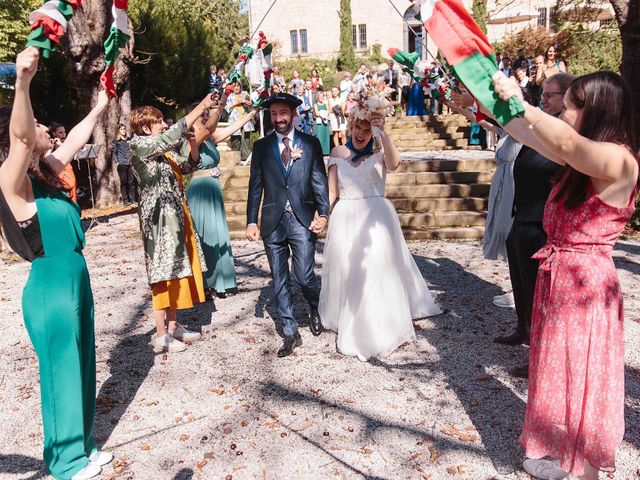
top-left (492, 71), bottom-right (638, 479)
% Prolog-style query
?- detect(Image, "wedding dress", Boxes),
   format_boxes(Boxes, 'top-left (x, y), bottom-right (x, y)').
top-left (319, 151), bottom-right (442, 361)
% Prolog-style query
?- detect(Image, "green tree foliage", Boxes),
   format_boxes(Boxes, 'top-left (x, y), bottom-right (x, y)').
top-left (494, 25), bottom-right (621, 75)
top-left (337, 0), bottom-right (357, 71)
top-left (472, 0), bottom-right (488, 34)
top-left (0, 0), bottom-right (39, 62)
top-left (128, 0), bottom-right (248, 112)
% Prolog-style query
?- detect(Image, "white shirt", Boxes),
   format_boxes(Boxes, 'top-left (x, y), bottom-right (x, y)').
top-left (275, 128), bottom-right (296, 161)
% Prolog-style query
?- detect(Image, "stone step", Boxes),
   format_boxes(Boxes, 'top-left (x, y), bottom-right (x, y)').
top-left (396, 158), bottom-right (495, 172)
top-left (386, 171), bottom-right (494, 185)
top-left (226, 188), bottom-right (249, 201)
top-left (391, 196), bottom-right (487, 212)
top-left (229, 226), bottom-right (484, 241)
top-left (225, 201), bottom-right (247, 215)
top-left (397, 146), bottom-right (478, 152)
top-left (387, 114), bottom-right (468, 125)
top-left (398, 211), bottom-right (486, 228)
top-left (229, 176), bottom-right (251, 188)
top-left (225, 197), bottom-right (488, 217)
top-left (394, 139), bottom-right (470, 149)
top-left (233, 165), bottom-right (251, 177)
top-left (402, 226), bottom-right (485, 240)
top-left (386, 183), bottom-right (490, 198)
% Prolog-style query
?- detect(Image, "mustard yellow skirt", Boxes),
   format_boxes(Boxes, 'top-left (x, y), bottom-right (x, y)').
top-left (151, 152), bottom-right (207, 311)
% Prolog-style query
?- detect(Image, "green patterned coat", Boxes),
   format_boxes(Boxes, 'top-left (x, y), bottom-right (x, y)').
top-left (130, 119), bottom-right (207, 285)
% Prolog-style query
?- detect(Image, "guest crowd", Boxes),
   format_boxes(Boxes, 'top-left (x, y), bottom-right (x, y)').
top-left (0, 41), bottom-right (637, 480)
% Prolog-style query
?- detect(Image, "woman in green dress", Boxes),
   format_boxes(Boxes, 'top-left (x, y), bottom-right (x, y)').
top-left (186, 101), bottom-right (257, 296)
top-left (314, 90), bottom-right (331, 156)
top-left (0, 47), bottom-right (112, 480)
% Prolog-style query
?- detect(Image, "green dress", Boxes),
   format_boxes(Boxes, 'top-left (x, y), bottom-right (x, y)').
top-left (186, 140), bottom-right (237, 293)
top-left (315, 103), bottom-right (331, 155)
top-left (23, 179), bottom-right (96, 479)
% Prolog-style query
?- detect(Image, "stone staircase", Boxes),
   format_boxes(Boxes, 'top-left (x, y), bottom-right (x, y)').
top-left (223, 152), bottom-right (495, 241)
top-left (386, 114), bottom-right (476, 152)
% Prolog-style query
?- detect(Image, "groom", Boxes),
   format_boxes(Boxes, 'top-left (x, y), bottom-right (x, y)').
top-left (246, 92), bottom-right (330, 357)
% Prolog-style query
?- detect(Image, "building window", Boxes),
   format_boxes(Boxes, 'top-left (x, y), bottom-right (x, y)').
top-left (359, 24), bottom-right (367, 49)
top-left (537, 8), bottom-right (547, 28)
top-left (290, 30), bottom-right (298, 54)
top-left (352, 25), bottom-right (357, 48)
top-left (300, 29), bottom-right (308, 53)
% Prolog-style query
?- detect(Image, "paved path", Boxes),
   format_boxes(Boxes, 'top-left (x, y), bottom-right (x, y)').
top-left (0, 212), bottom-right (639, 480)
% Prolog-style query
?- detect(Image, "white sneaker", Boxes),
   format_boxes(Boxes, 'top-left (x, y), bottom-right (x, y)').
top-left (151, 334), bottom-right (187, 353)
top-left (89, 449), bottom-right (113, 466)
top-left (493, 291), bottom-right (515, 308)
top-left (71, 462), bottom-right (101, 480)
top-left (171, 325), bottom-right (202, 342)
top-left (523, 459), bottom-right (570, 480)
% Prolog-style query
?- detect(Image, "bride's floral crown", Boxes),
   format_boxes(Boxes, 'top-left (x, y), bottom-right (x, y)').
top-left (349, 86), bottom-right (393, 122)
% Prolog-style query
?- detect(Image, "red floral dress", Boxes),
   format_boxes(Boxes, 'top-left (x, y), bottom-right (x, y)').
top-left (520, 177), bottom-right (636, 475)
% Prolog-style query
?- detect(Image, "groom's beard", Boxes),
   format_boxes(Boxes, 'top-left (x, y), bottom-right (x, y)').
top-left (274, 119), bottom-right (293, 135)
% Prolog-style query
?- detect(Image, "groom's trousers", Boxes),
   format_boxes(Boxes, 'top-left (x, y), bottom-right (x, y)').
top-left (263, 211), bottom-right (321, 337)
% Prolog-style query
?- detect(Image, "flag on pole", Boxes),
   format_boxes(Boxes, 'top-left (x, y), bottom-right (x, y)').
top-left (101, 0), bottom-right (130, 96)
top-left (26, 1), bottom-right (82, 58)
top-left (419, 0), bottom-right (524, 125)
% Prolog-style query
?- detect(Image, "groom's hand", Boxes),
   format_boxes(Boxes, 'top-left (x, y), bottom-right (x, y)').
top-left (246, 224), bottom-right (260, 241)
top-left (309, 214), bottom-right (327, 234)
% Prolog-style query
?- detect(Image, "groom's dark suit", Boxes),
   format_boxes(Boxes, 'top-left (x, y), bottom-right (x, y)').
top-left (247, 128), bottom-right (330, 337)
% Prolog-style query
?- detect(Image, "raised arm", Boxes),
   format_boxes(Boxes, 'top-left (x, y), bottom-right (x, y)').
top-left (245, 141), bottom-right (264, 241)
top-left (371, 114), bottom-right (401, 171)
top-left (185, 93), bottom-right (217, 130)
top-left (45, 90), bottom-right (111, 174)
top-left (0, 48), bottom-right (39, 196)
top-left (493, 72), bottom-right (636, 183)
top-left (194, 93), bottom-right (229, 146)
top-left (211, 109), bottom-right (257, 144)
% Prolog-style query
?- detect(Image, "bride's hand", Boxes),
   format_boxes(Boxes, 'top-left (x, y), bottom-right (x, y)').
top-left (370, 113), bottom-right (385, 132)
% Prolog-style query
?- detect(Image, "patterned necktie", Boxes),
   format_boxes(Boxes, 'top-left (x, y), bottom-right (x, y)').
top-left (282, 137), bottom-right (291, 167)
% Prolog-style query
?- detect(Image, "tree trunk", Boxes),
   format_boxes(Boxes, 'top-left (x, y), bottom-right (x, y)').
top-left (610, 0), bottom-right (640, 142)
top-left (65, 0), bottom-right (132, 207)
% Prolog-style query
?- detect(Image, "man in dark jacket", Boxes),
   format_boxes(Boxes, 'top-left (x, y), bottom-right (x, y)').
top-left (246, 93), bottom-right (330, 357)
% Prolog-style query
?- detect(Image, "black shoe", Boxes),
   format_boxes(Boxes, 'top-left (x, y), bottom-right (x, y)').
top-left (493, 332), bottom-right (528, 346)
top-left (309, 308), bottom-right (323, 336)
top-left (277, 334), bottom-right (302, 358)
top-left (510, 363), bottom-right (529, 378)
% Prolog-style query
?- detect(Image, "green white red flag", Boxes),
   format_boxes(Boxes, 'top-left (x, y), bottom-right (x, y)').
top-left (419, 0), bottom-right (524, 125)
top-left (26, 0), bottom-right (129, 97)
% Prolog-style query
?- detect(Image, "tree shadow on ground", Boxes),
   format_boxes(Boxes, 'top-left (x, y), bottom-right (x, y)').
top-left (258, 381), bottom-right (483, 479)
top-left (94, 300), bottom-right (156, 446)
top-left (373, 254), bottom-right (527, 475)
top-left (234, 242), bottom-right (325, 339)
top-left (173, 467), bottom-right (194, 479)
top-left (0, 454), bottom-right (47, 480)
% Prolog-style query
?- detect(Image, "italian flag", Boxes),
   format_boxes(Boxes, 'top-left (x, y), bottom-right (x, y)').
top-left (419, 0), bottom-right (524, 125)
top-left (26, 0), bottom-right (129, 97)
top-left (101, 0), bottom-right (131, 96)
top-left (26, 0), bottom-right (83, 58)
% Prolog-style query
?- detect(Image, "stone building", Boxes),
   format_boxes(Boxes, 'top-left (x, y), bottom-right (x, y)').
top-left (248, 0), bottom-right (615, 61)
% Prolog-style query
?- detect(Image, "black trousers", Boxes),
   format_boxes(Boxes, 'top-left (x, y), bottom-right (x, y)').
top-left (117, 164), bottom-right (137, 204)
top-left (505, 220), bottom-right (547, 339)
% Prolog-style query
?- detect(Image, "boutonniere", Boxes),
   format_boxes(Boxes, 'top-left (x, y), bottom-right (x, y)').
top-left (290, 146), bottom-right (303, 161)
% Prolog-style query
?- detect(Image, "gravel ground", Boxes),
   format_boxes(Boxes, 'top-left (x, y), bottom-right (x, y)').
top-left (0, 211), bottom-right (639, 480)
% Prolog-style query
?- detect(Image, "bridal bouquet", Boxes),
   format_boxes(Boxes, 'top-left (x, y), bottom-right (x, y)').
top-left (350, 86), bottom-right (393, 121)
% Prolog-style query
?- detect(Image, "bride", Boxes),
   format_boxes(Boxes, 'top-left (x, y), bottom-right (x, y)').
top-left (319, 91), bottom-right (442, 361)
